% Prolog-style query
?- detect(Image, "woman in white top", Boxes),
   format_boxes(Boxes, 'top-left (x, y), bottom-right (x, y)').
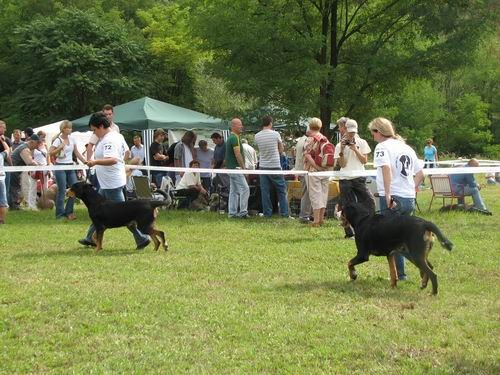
top-left (49, 120), bottom-right (86, 220)
top-left (369, 117), bottom-right (424, 280)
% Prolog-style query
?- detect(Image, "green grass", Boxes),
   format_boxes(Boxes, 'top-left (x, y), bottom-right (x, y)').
top-left (1, 185), bottom-right (499, 374)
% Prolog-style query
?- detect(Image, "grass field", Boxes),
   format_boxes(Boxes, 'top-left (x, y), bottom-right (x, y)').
top-left (1, 184), bottom-right (499, 374)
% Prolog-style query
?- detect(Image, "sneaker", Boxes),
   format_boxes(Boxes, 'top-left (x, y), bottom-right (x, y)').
top-left (66, 213), bottom-right (77, 221)
top-left (78, 238), bottom-right (97, 247)
top-left (136, 238), bottom-right (151, 250)
top-left (282, 216), bottom-right (295, 220)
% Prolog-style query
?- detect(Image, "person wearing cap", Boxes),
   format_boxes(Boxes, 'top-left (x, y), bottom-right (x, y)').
top-left (9, 134), bottom-right (42, 210)
top-left (368, 117), bottom-right (424, 281)
top-left (78, 112), bottom-right (151, 250)
top-left (149, 128), bottom-right (169, 187)
top-left (334, 119), bottom-right (375, 239)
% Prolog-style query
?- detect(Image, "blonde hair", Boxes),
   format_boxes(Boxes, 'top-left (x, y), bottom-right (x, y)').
top-left (52, 120), bottom-right (72, 142)
top-left (308, 117), bottom-right (322, 131)
top-left (426, 138), bottom-right (433, 145)
top-left (368, 117), bottom-right (396, 138)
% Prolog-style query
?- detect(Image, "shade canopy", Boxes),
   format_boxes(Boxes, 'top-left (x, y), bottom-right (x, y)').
top-left (72, 97), bottom-right (225, 131)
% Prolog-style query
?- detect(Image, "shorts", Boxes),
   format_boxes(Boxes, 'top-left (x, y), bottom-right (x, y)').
top-left (0, 179), bottom-right (8, 208)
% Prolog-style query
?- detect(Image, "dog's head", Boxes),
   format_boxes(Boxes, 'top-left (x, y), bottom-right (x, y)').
top-left (338, 202), bottom-right (373, 228)
top-left (67, 181), bottom-right (95, 199)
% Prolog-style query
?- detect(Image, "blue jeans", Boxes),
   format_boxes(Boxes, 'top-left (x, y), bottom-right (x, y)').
top-left (54, 167), bottom-right (78, 218)
top-left (458, 186), bottom-right (488, 210)
top-left (228, 173), bottom-right (249, 217)
top-left (152, 171), bottom-right (167, 188)
top-left (4, 172), bottom-right (11, 206)
top-left (84, 186), bottom-right (149, 246)
top-left (259, 169), bottom-right (289, 217)
top-left (379, 195), bottom-right (415, 280)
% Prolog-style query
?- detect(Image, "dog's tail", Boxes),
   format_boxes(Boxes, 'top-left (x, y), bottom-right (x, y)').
top-left (150, 200), bottom-right (170, 209)
top-left (425, 222), bottom-right (453, 251)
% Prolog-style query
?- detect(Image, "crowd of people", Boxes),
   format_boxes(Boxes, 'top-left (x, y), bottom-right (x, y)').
top-left (0, 110), bottom-right (494, 259)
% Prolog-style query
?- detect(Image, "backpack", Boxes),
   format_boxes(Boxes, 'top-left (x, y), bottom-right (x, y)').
top-left (311, 135), bottom-right (335, 168)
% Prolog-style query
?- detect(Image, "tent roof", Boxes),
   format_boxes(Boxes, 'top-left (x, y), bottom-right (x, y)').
top-left (72, 97), bottom-right (225, 131)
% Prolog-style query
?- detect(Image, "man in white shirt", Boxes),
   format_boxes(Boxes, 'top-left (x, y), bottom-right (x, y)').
top-left (334, 119), bottom-right (375, 238)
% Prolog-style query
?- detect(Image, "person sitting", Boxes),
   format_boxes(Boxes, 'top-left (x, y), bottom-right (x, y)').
top-left (175, 160), bottom-right (207, 209)
top-left (450, 159), bottom-right (489, 212)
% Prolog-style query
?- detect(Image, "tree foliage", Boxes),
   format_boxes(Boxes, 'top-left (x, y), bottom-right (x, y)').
top-left (192, 0), bottom-right (494, 137)
top-left (8, 7), bottom-right (150, 125)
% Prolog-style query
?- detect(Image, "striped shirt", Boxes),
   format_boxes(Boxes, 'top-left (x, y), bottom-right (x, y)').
top-left (254, 129), bottom-right (282, 168)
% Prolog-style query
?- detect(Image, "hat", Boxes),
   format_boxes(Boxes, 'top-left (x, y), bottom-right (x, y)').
top-left (154, 128), bottom-right (166, 137)
top-left (29, 134), bottom-right (40, 142)
top-left (345, 119), bottom-right (358, 133)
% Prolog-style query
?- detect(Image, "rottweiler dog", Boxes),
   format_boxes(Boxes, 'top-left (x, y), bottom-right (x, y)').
top-left (68, 182), bottom-right (168, 252)
top-left (341, 202), bottom-right (453, 294)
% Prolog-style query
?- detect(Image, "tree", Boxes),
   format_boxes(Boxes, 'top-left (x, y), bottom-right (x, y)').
top-left (137, 3), bottom-right (204, 108)
top-left (393, 80), bottom-right (445, 149)
top-left (437, 94), bottom-right (492, 156)
top-left (192, 0), bottom-right (493, 136)
top-left (9, 7), bottom-right (150, 125)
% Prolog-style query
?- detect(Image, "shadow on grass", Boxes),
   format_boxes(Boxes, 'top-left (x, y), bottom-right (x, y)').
top-left (272, 279), bottom-right (428, 299)
top-left (13, 247), bottom-right (144, 258)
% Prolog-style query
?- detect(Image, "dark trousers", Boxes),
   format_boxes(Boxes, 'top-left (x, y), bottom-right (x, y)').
top-left (9, 172), bottom-right (22, 209)
top-left (201, 177), bottom-right (211, 193)
top-left (339, 177), bottom-right (375, 237)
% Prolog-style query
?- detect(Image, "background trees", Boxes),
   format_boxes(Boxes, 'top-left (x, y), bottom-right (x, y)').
top-left (0, 0), bottom-right (497, 157)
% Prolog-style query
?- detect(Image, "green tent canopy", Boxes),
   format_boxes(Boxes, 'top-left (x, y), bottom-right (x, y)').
top-left (72, 97), bottom-right (225, 131)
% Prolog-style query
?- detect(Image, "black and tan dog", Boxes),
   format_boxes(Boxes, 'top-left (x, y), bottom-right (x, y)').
top-left (68, 182), bottom-right (168, 252)
top-left (340, 202), bottom-right (453, 294)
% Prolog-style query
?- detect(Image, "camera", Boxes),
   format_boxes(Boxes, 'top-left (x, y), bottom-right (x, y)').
top-left (342, 138), bottom-right (355, 146)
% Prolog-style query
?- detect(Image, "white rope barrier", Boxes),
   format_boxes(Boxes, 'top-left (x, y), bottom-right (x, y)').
top-left (3, 163), bottom-right (500, 178)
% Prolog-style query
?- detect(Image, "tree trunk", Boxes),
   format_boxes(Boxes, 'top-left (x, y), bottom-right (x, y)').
top-left (318, 0), bottom-right (338, 139)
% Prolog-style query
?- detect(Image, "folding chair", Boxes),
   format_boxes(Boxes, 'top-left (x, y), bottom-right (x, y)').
top-left (428, 174), bottom-right (464, 211)
top-left (132, 175), bottom-right (154, 200)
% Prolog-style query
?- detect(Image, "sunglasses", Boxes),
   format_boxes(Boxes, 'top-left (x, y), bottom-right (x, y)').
top-left (370, 129), bottom-right (379, 133)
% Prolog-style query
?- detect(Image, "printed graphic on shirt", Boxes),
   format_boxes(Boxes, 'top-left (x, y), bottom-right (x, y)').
top-left (396, 154), bottom-right (413, 177)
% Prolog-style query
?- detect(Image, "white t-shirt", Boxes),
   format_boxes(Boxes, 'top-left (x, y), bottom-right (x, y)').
top-left (334, 136), bottom-right (371, 180)
top-left (373, 138), bottom-right (422, 198)
top-left (176, 171), bottom-right (200, 190)
top-left (88, 123), bottom-right (120, 146)
top-left (94, 131), bottom-right (126, 189)
top-left (33, 146), bottom-right (48, 166)
top-left (183, 146), bottom-right (193, 168)
top-left (52, 136), bottom-right (76, 164)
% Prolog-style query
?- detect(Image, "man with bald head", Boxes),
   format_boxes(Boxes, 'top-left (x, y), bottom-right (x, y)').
top-left (224, 118), bottom-right (250, 218)
top-left (450, 158), bottom-right (489, 212)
